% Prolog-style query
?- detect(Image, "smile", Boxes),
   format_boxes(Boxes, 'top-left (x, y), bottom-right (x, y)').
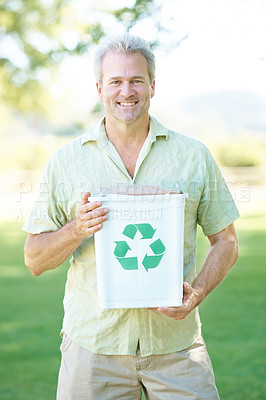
top-left (117, 102), bottom-right (138, 107)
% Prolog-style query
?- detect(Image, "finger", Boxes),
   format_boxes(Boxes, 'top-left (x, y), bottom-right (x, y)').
top-left (78, 213), bottom-right (108, 237)
top-left (156, 306), bottom-right (187, 320)
top-left (82, 214), bottom-right (108, 228)
top-left (80, 192), bottom-right (91, 205)
top-left (83, 222), bottom-right (104, 236)
top-left (81, 207), bottom-right (109, 221)
top-left (183, 281), bottom-right (193, 293)
top-left (79, 201), bottom-right (103, 215)
top-left (157, 306), bottom-right (181, 314)
top-left (182, 282), bottom-right (194, 300)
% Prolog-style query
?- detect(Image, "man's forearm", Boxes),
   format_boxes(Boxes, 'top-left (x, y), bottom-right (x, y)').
top-left (192, 223), bottom-right (239, 306)
top-left (150, 223), bottom-right (239, 320)
top-left (24, 220), bottom-right (84, 276)
top-left (24, 193), bottom-right (109, 276)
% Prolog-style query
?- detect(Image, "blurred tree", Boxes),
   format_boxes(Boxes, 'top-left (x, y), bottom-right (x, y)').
top-left (0, 0), bottom-right (162, 113)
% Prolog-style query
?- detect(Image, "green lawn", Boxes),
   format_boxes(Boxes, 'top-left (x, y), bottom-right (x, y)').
top-left (197, 214), bottom-right (266, 399)
top-left (0, 213), bottom-right (265, 399)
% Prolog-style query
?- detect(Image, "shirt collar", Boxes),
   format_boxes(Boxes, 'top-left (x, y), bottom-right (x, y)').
top-left (80, 115), bottom-right (169, 146)
top-left (80, 117), bottom-right (106, 145)
top-left (148, 116), bottom-right (169, 142)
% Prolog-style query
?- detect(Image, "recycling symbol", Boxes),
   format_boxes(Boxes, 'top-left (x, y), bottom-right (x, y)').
top-left (114, 223), bottom-right (165, 272)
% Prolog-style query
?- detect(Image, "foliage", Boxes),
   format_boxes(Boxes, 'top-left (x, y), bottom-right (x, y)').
top-left (0, 131), bottom-right (69, 170)
top-left (114, 0), bottom-right (154, 26)
top-left (1, 140), bottom-right (52, 170)
top-left (0, 0), bottom-right (160, 112)
top-left (113, 0), bottom-right (158, 47)
top-left (0, 213), bottom-right (265, 399)
top-left (214, 138), bottom-right (266, 167)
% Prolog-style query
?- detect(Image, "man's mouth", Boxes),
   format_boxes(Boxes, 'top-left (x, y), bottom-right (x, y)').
top-left (117, 101), bottom-right (138, 107)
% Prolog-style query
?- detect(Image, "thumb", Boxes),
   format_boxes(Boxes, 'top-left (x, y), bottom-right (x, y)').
top-left (183, 282), bottom-right (193, 300)
top-left (81, 192), bottom-right (91, 205)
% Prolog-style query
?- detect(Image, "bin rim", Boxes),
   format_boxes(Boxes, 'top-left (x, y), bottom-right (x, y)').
top-left (89, 193), bottom-right (188, 202)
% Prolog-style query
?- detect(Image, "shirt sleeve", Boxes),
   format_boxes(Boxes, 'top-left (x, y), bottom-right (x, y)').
top-left (22, 154), bottom-right (69, 234)
top-left (197, 146), bottom-right (240, 237)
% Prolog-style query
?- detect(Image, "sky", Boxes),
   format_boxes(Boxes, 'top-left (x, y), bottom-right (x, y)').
top-left (153, 0), bottom-right (266, 97)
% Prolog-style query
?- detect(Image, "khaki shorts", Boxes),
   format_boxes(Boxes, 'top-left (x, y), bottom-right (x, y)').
top-left (57, 334), bottom-right (219, 400)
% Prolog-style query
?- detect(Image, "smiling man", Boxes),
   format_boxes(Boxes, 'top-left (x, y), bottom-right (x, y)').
top-left (96, 50), bottom-right (155, 179)
top-left (23, 34), bottom-right (239, 399)
top-left (98, 51), bottom-right (155, 122)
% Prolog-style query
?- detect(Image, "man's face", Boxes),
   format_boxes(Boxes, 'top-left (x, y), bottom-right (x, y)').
top-left (96, 51), bottom-right (155, 125)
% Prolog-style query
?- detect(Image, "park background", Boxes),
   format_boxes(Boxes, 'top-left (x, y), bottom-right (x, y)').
top-left (0, 0), bottom-right (266, 399)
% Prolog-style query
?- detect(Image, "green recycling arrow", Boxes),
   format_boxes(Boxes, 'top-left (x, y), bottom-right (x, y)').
top-left (135, 223), bottom-right (156, 239)
top-left (114, 241), bottom-right (131, 257)
top-left (149, 238), bottom-right (165, 254)
top-left (122, 224), bottom-right (138, 239)
top-left (142, 238), bottom-right (165, 271)
top-left (116, 256), bottom-right (138, 270)
top-left (142, 254), bottom-right (164, 271)
top-left (114, 240), bottom-right (138, 270)
top-left (114, 223), bottom-right (165, 272)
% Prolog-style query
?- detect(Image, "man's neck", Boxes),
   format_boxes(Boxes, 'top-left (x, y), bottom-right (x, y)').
top-left (104, 114), bottom-right (150, 179)
top-left (104, 114), bottom-right (150, 148)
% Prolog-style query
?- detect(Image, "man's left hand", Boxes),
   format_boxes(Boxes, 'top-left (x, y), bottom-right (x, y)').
top-left (147, 282), bottom-right (200, 320)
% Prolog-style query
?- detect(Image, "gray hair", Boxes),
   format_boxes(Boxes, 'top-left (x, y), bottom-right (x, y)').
top-left (94, 34), bottom-right (156, 85)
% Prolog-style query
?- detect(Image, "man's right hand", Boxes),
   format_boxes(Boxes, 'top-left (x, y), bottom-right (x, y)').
top-left (75, 192), bottom-right (109, 238)
top-left (24, 192), bottom-right (109, 276)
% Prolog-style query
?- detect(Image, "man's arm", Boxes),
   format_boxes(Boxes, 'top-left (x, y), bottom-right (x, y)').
top-left (148, 223), bottom-right (239, 320)
top-left (24, 192), bottom-right (109, 276)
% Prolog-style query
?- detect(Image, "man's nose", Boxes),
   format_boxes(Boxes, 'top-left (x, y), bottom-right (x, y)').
top-left (120, 82), bottom-right (135, 97)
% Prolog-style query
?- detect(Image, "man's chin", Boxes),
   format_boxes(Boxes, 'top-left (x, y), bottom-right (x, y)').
top-left (115, 110), bottom-right (147, 124)
top-left (114, 114), bottom-right (139, 124)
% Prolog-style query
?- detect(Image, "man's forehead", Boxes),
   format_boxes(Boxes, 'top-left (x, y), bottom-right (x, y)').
top-left (102, 52), bottom-right (148, 79)
top-left (103, 50), bottom-right (146, 60)
top-left (106, 74), bottom-right (146, 82)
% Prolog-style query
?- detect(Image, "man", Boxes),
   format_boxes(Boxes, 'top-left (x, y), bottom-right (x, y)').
top-left (23, 34), bottom-right (239, 399)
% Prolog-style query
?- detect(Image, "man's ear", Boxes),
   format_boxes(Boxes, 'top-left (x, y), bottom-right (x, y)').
top-left (96, 83), bottom-right (103, 100)
top-left (151, 80), bottom-right (155, 98)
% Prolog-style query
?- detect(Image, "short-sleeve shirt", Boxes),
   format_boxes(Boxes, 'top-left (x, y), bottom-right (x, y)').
top-left (23, 116), bottom-right (240, 356)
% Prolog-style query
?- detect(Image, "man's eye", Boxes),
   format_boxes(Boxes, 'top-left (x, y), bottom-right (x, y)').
top-left (110, 81), bottom-right (120, 85)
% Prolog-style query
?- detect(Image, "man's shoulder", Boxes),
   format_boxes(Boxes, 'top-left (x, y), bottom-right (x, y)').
top-left (49, 122), bottom-right (100, 163)
top-left (151, 116), bottom-right (208, 152)
top-left (168, 129), bottom-right (206, 149)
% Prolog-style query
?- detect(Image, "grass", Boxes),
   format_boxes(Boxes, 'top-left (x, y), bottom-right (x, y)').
top-left (197, 213), bottom-right (266, 399)
top-left (0, 223), bottom-right (68, 400)
top-left (0, 212), bottom-right (265, 399)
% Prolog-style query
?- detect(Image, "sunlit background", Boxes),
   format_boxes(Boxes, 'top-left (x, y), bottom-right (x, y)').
top-left (1, 0), bottom-right (266, 222)
top-left (1, 1), bottom-right (266, 399)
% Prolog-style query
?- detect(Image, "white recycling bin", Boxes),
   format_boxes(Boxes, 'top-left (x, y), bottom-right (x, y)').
top-left (91, 193), bottom-right (188, 309)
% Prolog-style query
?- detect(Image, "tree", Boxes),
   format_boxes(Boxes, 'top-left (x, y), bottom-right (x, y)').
top-left (0, 0), bottom-right (159, 112)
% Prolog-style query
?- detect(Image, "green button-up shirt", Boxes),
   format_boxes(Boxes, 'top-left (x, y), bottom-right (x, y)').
top-left (23, 116), bottom-right (239, 356)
